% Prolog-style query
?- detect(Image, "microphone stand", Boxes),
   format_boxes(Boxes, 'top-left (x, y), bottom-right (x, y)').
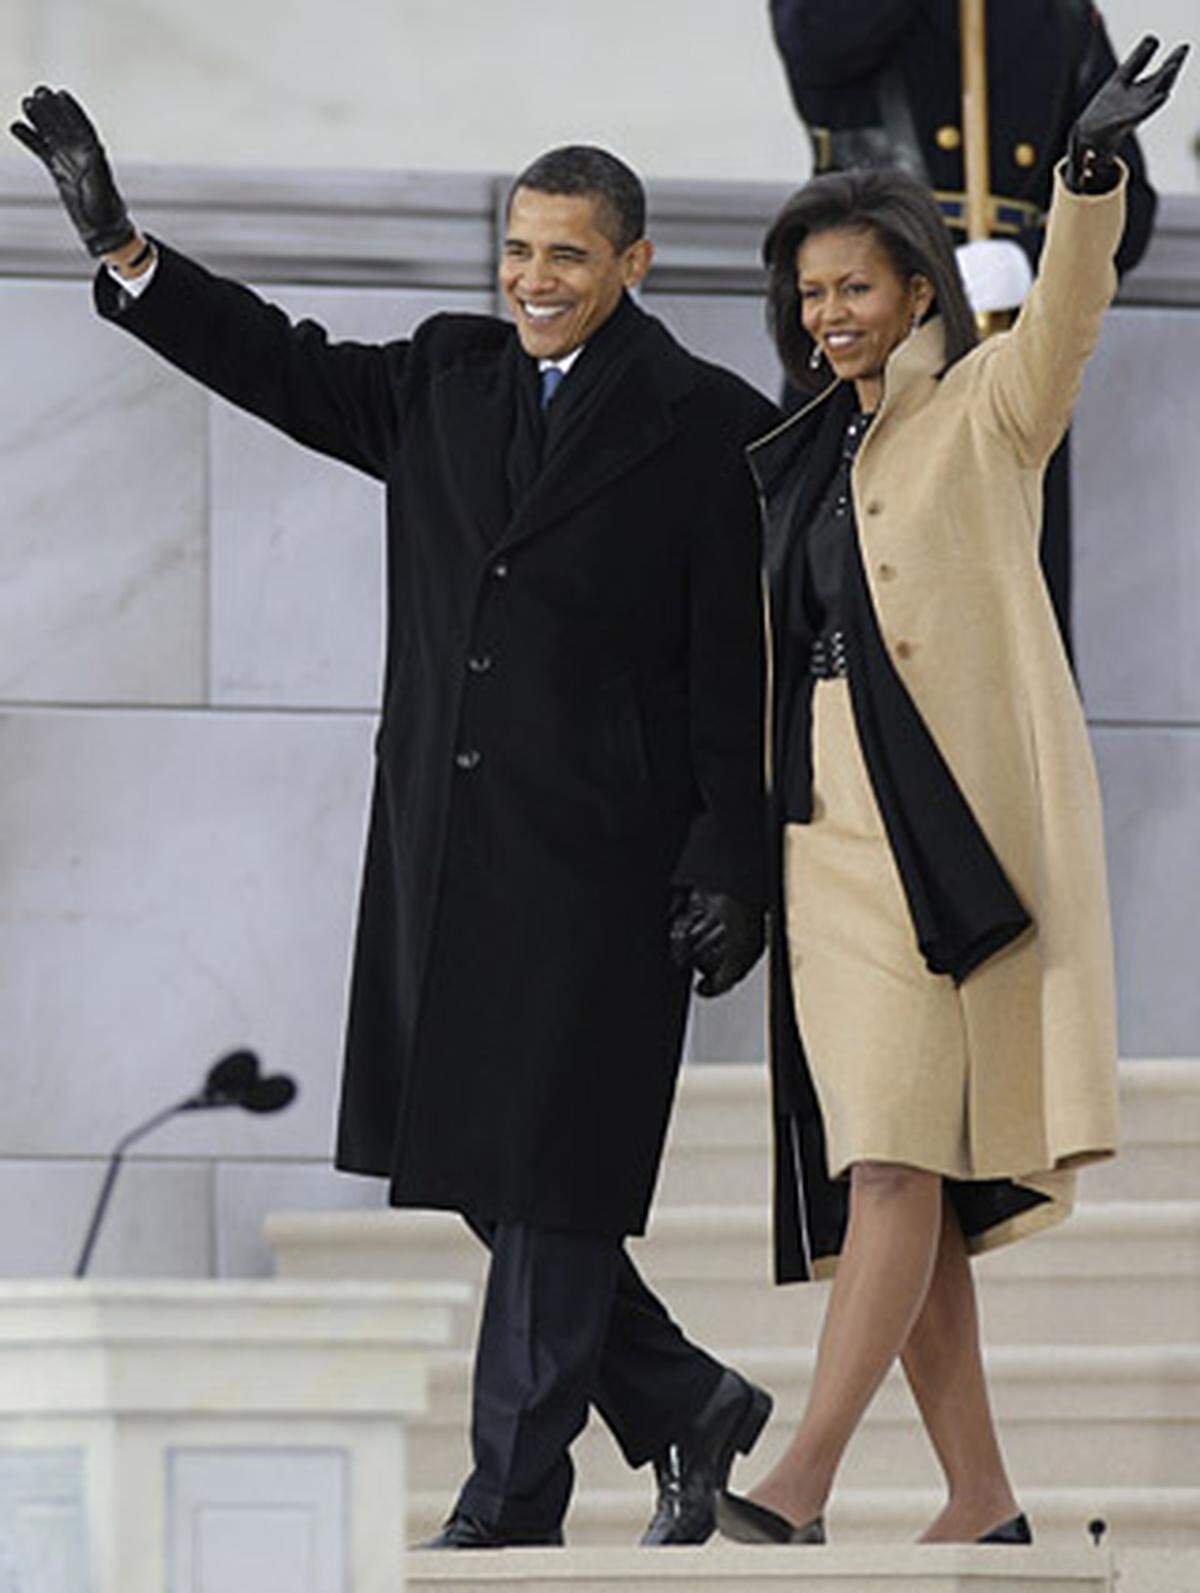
top-left (73, 1093), bottom-right (232, 1279)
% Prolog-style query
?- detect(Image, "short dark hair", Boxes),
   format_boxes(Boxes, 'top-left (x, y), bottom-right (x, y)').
top-left (762, 167), bottom-right (978, 395)
top-left (507, 145), bottom-right (646, 252)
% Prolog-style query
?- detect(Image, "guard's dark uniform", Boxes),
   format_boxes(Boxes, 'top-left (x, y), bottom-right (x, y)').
top-left (769, 0), bottom-right (1158, 649)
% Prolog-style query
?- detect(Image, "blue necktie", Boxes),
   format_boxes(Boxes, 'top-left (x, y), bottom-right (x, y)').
top-left (540, 365), bottom-right (565, 410)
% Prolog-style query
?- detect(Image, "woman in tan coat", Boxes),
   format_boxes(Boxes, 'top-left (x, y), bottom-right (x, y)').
top-left (714, 34), bottom-right (1188, 1547)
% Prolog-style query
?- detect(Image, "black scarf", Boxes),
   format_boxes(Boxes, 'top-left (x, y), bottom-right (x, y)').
top-left (503, 292), bottom-right (647, 520)
top-left (755, 387), bottom-right (1031, 987)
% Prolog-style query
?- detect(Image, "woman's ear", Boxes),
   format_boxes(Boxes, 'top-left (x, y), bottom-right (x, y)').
top-left (911, 272), bottom-right (935, 321)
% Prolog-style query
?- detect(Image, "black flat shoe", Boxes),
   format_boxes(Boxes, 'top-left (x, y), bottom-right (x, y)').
top-left (639, 1368), bottom-right (774, 1545)
top-left (715, 1489), bottom-right (826, 1544)
top-left (977, 1513), bottom-right (1033, 1544)
top-left (413, 1512), bottom-right (564, 1549)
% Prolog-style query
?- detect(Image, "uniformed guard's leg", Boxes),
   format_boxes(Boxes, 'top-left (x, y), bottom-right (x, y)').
top-left (455, 1219), bottom-right (622, 1537)
top-left (590, 1245), bottom-right (725, 1466)
top-left (1040, 432), bottom-right (1073, 663)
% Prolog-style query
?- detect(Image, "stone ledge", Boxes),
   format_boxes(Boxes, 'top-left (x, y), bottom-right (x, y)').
top-left (2, 162), bottom-right (1197, 303)
top-left (407, 1541), bottom-right (1111, 1592)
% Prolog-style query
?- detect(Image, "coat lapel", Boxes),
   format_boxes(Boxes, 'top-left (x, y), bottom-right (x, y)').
top-left (434, 339), bottom-right (523, 547)
top-left (503, 314), bottom-right (692, 549)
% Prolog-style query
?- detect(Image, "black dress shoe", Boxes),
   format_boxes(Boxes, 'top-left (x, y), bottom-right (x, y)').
top-left (413, 1512), bottom-right (564, 1549)
top-left (639, 1368), bottom-right (774, 1545)
top-left (977, 1513), bottom-right (1033, 1544)
top-left (715, 1489), bottom-right (826, 1544)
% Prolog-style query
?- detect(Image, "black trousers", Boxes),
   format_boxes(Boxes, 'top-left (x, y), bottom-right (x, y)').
top-left (454, 1217), bottom-right (725, 1535)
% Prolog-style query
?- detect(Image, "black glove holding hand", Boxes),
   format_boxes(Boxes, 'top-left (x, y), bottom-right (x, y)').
top-left (669, 888), bottom-right (764, 999)
top-left (10, 86), bottom-right (134, 257)
top-left (1067, 34), bottom-right (1189, 193)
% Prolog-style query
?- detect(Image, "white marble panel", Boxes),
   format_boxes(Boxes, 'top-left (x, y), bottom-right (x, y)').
top-left (169, 1449), bottom-right (346, 1593)
top-left (647, 291), bottom-right (783, 403)
top-left (1094, 727), bottom-right (1200, 1056)
top-left (0, 707), bottom-right (373, 1158)
top-left (0, 278), bottom-right (208, 706)
top-left (0, 1450), bottom-right (86, 1593)
top-left (214, 1160), bottom-right (385, 1280)
top-left (1074, 306), bottom-right (1200, 724)
top-left (209, 286), bottom-right (491, 711)
top-left (0, 1160), bottom-right (212, 1279)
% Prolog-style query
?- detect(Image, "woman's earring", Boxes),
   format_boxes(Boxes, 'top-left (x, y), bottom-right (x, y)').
top-left (809, 343), bottom-right (823, 370)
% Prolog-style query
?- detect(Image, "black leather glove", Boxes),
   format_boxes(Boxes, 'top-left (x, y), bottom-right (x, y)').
top-left (1067, 35), bottom-right (1189, 193)
top-left (10, 86), bottom-right (135, 257)
top-left (669, 888), bottom-right (764, 999)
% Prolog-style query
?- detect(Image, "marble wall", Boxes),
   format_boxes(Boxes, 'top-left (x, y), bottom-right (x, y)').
top-left (0, 271), bottom-right (486, 1281)
top-left (0, 170), bottom-right (1197, 1283)
top-left (2, 0), bottom-right (1197, 189)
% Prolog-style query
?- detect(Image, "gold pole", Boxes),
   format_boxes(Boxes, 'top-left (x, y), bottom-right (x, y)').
top-left (959, 0), bottom-right (990, 243)
top-left (959, 0), bottom-right (1005, 335)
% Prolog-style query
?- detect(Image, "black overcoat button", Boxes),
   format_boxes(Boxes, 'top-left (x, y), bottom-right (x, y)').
top-left (454, 749), bottom-right (482, 771)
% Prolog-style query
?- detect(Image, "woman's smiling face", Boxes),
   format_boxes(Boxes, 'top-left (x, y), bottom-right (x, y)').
top-left (797, 226), bottom-right (933, 410)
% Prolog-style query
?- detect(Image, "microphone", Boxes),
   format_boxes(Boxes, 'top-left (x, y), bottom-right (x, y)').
top-left (243, 1075), bottom-right (298, 1113)
top-left (74, 1048), bottom-right (298, 1278)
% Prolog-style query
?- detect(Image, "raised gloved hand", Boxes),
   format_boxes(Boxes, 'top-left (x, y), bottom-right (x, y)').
top-left (669, 887), bottom-right (764, 998)
top-left (10, 86), bottom-right (135, 257)
top-left (1068, 34), bottom-right (1189, 192)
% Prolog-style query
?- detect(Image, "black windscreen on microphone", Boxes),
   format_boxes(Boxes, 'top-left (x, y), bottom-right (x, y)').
top-left (243, 1075), bottom-right (298, 1114)
top-left (203, 1049), bottom-right (261, 1102)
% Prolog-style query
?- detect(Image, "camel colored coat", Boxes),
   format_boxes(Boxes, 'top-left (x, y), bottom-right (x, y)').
top-left (759, 167), bottom-right (1123, 1273)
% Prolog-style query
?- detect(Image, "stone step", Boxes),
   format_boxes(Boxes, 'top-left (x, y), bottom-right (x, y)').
top-left (406, 1542), bottom-right (1114, 1593)
top-left (634, 1202), bottom-right (1200, 1350)
top-left (266, 1200), bottom-right (1200, 1348)
top-left (407, 1486), bottom-right (1200, 1552)
top-left (408, 1344), bottom-right (1200, 1498)
top-left (653, 1061), bottom-right (1200, 1207)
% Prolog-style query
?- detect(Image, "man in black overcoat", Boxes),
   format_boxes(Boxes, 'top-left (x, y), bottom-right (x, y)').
top-left (12, 91), bottom-right (780, 1548)
top-left (768, 0), bottom-right (1158, 651)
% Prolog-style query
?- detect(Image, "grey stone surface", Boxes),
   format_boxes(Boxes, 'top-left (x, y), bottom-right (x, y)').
top-left (647, 290), bottom-right (782, 401)
top-left (0, 1160), bottom-right (212, 1278)
top-left (209, 285), bottom-right (489, 711)
top-left (1074, 306), bottom-right (1200, 725)
top-left (1094, 726), bottom-right (1200, 1056)
top-left (686, 961), bottom-right (768, 1066)
top-left (0, 706), bottom-right (373, 1158)
top-left (0, 278), bottom-right (207, 706)
top-left (215, 1159), bottom-right (385, 1279)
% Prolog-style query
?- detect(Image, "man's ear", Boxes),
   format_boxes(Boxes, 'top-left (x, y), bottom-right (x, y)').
top-left (623, 237), bottom-right (654, 289)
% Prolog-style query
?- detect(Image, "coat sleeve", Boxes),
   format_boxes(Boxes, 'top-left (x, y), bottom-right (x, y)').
top-left (672, 389), bottom-right (778, 906)
top-left (975, 163), bottom-right (1124, 470)
top-left (93, 242), bottom-right (405, 480)
top-left (770, 0), bottom-right (920, 90)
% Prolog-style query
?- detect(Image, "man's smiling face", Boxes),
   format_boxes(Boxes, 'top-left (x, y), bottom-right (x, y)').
top-left (499, 187), bottom-right (653, 360)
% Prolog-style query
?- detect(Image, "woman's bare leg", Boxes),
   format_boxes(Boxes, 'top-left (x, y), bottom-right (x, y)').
top-left (746, 1161), bottom-right (942, 1527)
top-left (901, 1200), bottom-right (1020, 1541)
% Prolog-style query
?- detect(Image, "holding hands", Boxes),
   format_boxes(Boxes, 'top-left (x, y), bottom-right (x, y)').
top-left (670, 888), bottom-right (765, 999)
